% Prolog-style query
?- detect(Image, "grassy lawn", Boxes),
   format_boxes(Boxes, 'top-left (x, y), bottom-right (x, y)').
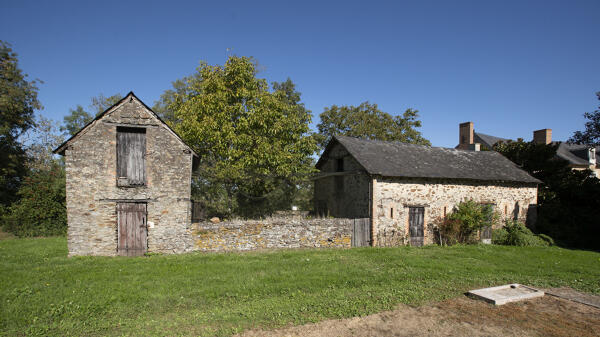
top-left (1, 237), bottom-right (599, 336)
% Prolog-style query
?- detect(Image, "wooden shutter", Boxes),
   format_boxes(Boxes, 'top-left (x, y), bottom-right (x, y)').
top-left (117, 127), bottom-right (146, 186)
top-left (117, 202), bottom-right (147, 256)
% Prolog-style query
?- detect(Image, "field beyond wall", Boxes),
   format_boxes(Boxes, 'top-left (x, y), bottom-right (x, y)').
top-left (1, 237), bottom-right (599, 336)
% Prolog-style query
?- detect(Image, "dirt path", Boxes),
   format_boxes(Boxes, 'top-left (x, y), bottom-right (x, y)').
top-left (239, 292), bottom-right (600, 337)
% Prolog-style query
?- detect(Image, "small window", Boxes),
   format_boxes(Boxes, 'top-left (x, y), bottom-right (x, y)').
top-left (390, 208), bottom-right (394, 219)
top-left (336, 158), bottom-right (344, 172)
top-left (117, 127), bottom-right (146, 186)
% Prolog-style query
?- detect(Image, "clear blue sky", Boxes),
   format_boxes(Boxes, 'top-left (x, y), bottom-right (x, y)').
top-left (2, 0), bottom-right (599, 147)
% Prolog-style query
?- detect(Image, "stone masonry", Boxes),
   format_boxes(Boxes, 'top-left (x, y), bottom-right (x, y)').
top-left (57, 93), bottom-right (195, 256)
top-left (193, 217), bottom-right (353, 252)
top-left (372, 177), bottom-right (538, 246)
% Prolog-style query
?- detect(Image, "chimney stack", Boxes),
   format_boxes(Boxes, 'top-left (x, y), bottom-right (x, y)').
top-left (458, 122), bottom-right (474, 149)
top-left (533, 129), bottom-right (552, 145)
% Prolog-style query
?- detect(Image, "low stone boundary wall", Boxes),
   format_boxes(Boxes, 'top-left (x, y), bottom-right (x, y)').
top-left (192, 218), bottom-right (353, 252)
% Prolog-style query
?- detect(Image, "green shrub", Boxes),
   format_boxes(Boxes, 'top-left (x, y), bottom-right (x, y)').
top-left (536, 233), bottom-right (555, 246)
top-left (437, 200), bottom-right (500, 245)
top-left (2, 163), bottom-right (66, 237)
top-left (494, 220), bottom-right (550, 247)
top-left (492, 227), bottom-right (508, 244)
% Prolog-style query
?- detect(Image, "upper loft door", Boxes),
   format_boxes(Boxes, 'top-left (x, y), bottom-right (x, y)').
top-left (117, 127), bottom-right (146, 186)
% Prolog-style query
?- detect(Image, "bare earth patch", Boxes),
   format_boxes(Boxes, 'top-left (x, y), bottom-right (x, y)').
top-left (239, 292), bottom-right (600, 337)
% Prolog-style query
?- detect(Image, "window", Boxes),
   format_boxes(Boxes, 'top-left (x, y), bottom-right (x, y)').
top-left (336, 158), bottom-right (344, 172)
top-left (117, 127), bottom-right (146, 186)
top-left (390, 207), bottom-right (394, 219)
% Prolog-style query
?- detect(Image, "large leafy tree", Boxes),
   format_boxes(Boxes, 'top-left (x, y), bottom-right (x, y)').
top-left (316, 102), bottom-right (430, 149)
top-left (494, 140), bottom-right (600, 249)
top-left (570, 92), bottom-right (600, 145)
top-left (168, 56), bottom-right (317, 217)
top-left (0, 41), bottom-right (41, 207)
top-left (61, 93), bottom-right (121, 136)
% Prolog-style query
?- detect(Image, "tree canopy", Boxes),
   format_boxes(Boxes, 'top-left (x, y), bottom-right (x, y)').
top-left (167, 56), bottom-right (317, 217)
top-left (569, 92), bottom-right (600, 145)
top-left (0, 41), bottom-right (41, 207)
top-left (316, 102), bottom-right (430, 149)
top-left (494, 140), bottom-right (600, 249)
top-left (61, 93), bottom-right (121, 136)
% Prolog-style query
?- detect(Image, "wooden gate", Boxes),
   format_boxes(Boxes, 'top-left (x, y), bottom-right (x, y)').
top-left (409, 207), bottom-right (424, 247)
top-left (352, 218), bottom-right (371, 247)
top-left (117, 202), bottom-right (147, 256)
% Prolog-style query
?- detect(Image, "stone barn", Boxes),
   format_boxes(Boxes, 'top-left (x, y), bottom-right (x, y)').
top-left (314, 136), bottom-right (540, 246)
top-left (54, 92), bottom-right (198, 256)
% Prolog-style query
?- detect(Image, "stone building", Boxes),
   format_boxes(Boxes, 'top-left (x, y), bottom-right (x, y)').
top-left (457, 121), bottom-right (599, 177)
top-left (54, 92), bottom-right (198, 256)
top-left (314, 136), bottom-right (540, 246)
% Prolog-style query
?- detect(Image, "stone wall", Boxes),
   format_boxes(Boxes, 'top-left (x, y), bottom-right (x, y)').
top-left (314, 142), bottom-right (371, 218)
top-left (193, 218), bottom-right (353, 252)
top-left (64, 95), bottom-right (194, 256)
top-left (372, 177), bottom-right (538, 246)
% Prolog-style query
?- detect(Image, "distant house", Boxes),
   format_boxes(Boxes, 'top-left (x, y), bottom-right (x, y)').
top-left (456, 122), bottom-right (599, 176)
top-left (314, 136), bottom-right (540, 246)
top-left (54, 92), bottom-right (198, 256)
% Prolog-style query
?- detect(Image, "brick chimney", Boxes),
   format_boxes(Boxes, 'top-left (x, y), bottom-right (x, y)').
top-left (458, 122), bottom-right (474, 149)
top-left (533, 129), bottom-right (552, 145)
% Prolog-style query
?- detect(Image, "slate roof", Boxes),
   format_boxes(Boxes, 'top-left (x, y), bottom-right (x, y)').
top-left (466, 130), bottom-right (598, 168)
top-left (474, 132), bottom-right (510, 149)
top-left (317, 135), bottom-right (540, 184)
top-left (555, 142), bottom-right (599, 166)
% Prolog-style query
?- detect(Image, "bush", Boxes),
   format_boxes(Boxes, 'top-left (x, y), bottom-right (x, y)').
top-left (437, 200), bottom-right (500, 245)
top-left (2, 163), bottom-right (66, 237)
top-left (493, 220), bottom-right (550, 247)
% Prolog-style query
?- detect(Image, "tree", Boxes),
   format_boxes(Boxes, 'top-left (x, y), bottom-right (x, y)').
top-left (168, 56), bottom-right (317, 217)
top-left (153, 74), bottom-right (202, 125)
top-left (494, 140), bottom-right (600, 249)
top-left (2, 115), bottom-right (66, 237)
top-left (0, 41), bottom-right (41, 207)
top-left (316, 102), bottom-right (430, 149)
top-left (570, 92), bottom-right (600, 145)
top-left (61, 93), bottom-right (121, 136)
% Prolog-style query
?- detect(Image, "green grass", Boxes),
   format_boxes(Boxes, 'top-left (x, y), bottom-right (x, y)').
top-left (1, 238), bottom-right (599, 336)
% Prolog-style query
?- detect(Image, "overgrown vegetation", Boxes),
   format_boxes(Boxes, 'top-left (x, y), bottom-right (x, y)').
top-left (1, 237), bottom-right (598, 336)
top-left (492, 221), bottom-right (553, 247)
top-left (436, 200), bottom-right (498, 245)
top-left (494, 140), bottom-right (600, 250)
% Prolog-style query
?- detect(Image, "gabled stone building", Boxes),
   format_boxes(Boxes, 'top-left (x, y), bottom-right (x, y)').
top-left (54, 92), bottom-right (198, 256)
top-left (314, 136), bottom-right (540, 246)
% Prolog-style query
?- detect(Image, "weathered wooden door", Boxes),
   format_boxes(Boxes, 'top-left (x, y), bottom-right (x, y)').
top-left (117, 202), bottom-right (147, 256)
top-left (481, 226), bottom-right (492, 244)
top-left (409, 207), bottom-right (424, 247)
top-left (352, 218), bottom-right (371, 247)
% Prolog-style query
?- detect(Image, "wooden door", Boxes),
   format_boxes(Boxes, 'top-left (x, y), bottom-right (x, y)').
top-left (409, 207), bottom-right (424, 247)
top-left (117, 202), bottom-right (147, 256)
top-left (352, 218), bottom-right (371, 247)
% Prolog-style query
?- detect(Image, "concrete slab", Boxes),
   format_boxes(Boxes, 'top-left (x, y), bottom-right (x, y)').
top-left (467, 284), bottom-right (544, 305)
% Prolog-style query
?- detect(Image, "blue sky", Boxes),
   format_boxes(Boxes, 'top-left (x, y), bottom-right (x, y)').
top-left (2, 0), bottom-right (599, 147)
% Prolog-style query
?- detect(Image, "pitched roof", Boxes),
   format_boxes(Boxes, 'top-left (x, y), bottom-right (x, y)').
top-left (474, 132), bottom-right (510, 149)
top-left (468, 131), bottom-right (598, 168)
top-left (555, 142), bottom-right (599, 166)
top-left (53, 91), bottom-right (197, 157)
top-left (317, 136), bottom-right (540, 184)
